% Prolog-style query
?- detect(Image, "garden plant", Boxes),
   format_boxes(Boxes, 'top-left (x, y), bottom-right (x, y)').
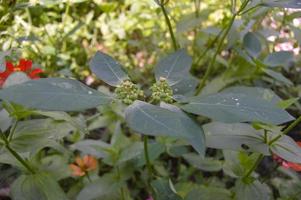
top-left (1, 0), bottom-right (301, 199)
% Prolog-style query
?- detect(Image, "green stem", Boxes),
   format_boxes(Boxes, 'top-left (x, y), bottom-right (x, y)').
top-left (242, 154), bottom-right (264, 182)
top-left (160, 3), bottom-right (178, 50)
top-left (144, 136), bottom-right (152, 177)
top-left (194, 28), bottom-right (224, 67)
top-left (195, 13), bottom-right (237, 94)
top-left (242, 115), bottom-right (301, 181)
top-left (195, 0), bottom-right (250, 95)
top-left (269, 116), bottom-right (301, 145)
top-left (0, 133), bottom-right (35, 174)
top-left (117, 167), bottom-right (126, 200)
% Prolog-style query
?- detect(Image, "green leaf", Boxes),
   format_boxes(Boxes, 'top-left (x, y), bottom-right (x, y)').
top-left (264, 51), bottom-right (294, 68)
top-left (151, 179), bottom-right (183, 200)
top-left (70, 139), bottom-right (111, 159)
top-left (234, 180), bottom-right (272, 200)
top-left (172, 74), bottom-right (198, 97)
top-left (262, 0), bottom-right (301, 8)
top-left (0, 78), bottom-right (112, 111)
top-left (264, 69), bottom-right (293, 86)
top-left (33, 110), bottom-right (88, 134)
top-left (181, 86), bottom-right (294, 125)
top-left (243, 32), bottom-right (262, 58)
top-left (182, 153), bottom-right (223, 172)
top-left (203, 122), bottom-right (270, 154)
top-left (125, 101), bottom-right (205, 155)
top-left (76, 174), bottom-right (122, 200)
top-left (89, 51), bottom-right (129, 86)
top-left (185, 186), bottom-right (232, 200)
top-left (11, 172), bottom-right (68, 200)
top-left (10, 119), bottom-right (73, 154)
top-left (2, 72), bottom-right (31, 88)
top-left (0, 109), bottom-right (12, 132)
top-left (271, 135), bottom-right (301, 163)
top-left (154, 49), bottom-right (192, 85)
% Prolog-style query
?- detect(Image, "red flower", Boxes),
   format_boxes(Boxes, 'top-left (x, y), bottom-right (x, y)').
top-left (273, 142), bottom-right (301, 171)
top-left (0, 59), bottom-right (43, 87)
top-left (69, 155), bottom-right (98, 177)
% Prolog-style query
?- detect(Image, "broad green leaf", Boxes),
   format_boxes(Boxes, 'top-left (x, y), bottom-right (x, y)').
top-left (264, 68), bottom-right (293, 85)
top-left (203, 122), bottom-right (270, 154)
top-left (33, 110), bottom-right (88, 134)
top-left (117, 141), bottom-right (165, 166)
top-left (76, 174), bottom-right (122, 200)
top-left (264, 51), bottom-right (294, 68)
top-left (70, 139), bottom-right (111, 159)
top-left (185, 186), bottom-right (232, 200)
top-left (262, 0), bottom-right (301, 8)
top-left (271, 135), bottom-right (301, 163)
top-left (0, 109), bottom-right (12, 132)
top-left (182, 153), bottom-right (223, 172)
top-left (2, 72), bottom-right (31, 88)
top-left (0, 78), bottom-right (112, 111)
top-left (89, 51), bottom-right (129, 86)
top-left (154, 49), bottom-right (192, 85)
top-left (38, 154), bottom-right (71, 180)
top-left (182, 86), bottom-right (294, 125)
top-left (234, 180), bottom-right (272, 200)
top-left (151, 179), bottom-right (183, 200)
top-left (172, 74), bottom-right (198, 97)
top-left (125, 101), bottom-right (205, 155)
top-left (10, 119), bottom-right (73, 154)
top-left (11, 172), bottom-right (68, 200)
top-left (243, 32), bottom-right (262, 58)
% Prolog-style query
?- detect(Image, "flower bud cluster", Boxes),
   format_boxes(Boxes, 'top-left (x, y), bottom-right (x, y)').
top-left (115, 80), bottom-right (144, 105)
top-left (150, 77), bottom-right (173, 103)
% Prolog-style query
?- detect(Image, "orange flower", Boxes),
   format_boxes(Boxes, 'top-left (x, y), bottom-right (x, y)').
top-left (0, 59), bottom-right (43, 87)
top-left (273, 142), bottom-right (301, 171)
top-left (69, 155), bottom-right (98, 177)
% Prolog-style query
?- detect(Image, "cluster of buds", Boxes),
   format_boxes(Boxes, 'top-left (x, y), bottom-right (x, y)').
top-left (115, 80), bottom-right (144, 105)
top-left (150, 77), bottom-right (173, 103)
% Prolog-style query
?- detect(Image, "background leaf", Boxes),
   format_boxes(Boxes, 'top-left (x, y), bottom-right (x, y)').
top-left (271, 135), bottom-right (301, 163)
top-left (264, 51), bottom-right (294, 68)
top-left (203, 122), bottom-right (270, 154)
top-left (11, 172), bottom-right (68, 200)
top-left (262, 0), bottom-right (301, 9)
top-left (89, 51), bottom-right (129, 86)
top-left (243, 32), bottom-right (262, 58)
top-left (154, 49), bottom-right (192, 85)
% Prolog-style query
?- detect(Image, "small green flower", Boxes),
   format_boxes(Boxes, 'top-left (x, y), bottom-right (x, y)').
top-left (150, 77), bottom-right (173, 103)
top-left (115, 80), bottom-right (144, 105)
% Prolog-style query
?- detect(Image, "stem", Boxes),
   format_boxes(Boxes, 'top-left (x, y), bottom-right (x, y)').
top-left (194, 28), bottom-right (224, 67)
top-left (242, 154), bottom-right (264, 182)
top-left (116, 166), bottom-right (125, 200)
top-left (269, 116), bottom-right (301, 145)
top-left (160, 3), bottom-right (178, 50)
top-left (0, 133), bottom-right (35, 174)
top-left (144, 136), bottom-right (152, 177)
top-left (195, 0), bottom-right (250, 95)
top-left (195, 13), bottom-right (237, 94)
top-left (8, 120), bottom-right (18, 141)
top-left (242, 115), bottom-right (301, 181)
